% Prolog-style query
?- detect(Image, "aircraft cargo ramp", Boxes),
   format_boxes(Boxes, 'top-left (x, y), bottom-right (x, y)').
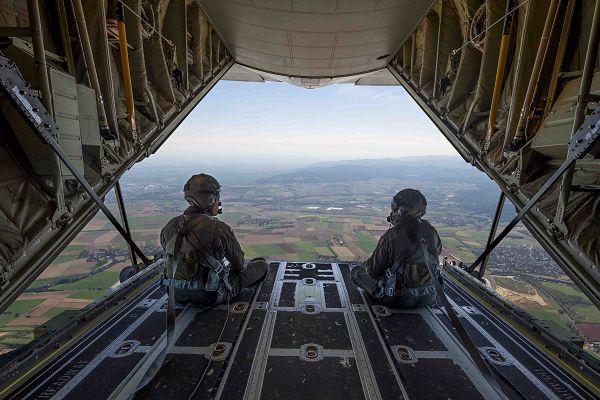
top-left (2, 261), bottom-right (598, 400)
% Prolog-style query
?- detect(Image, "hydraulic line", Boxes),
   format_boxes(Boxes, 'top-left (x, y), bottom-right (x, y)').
top-left (116, 1), bottom-right (137, 139)
top-left (543, 0), bottom-right (577, 118)
top-left (470, 105), bottom-right (600, 275)
top-left (71, 0), bottom-right (112, 139)
top-left (27, 0), bottom-right (66, 214)
top-left (555, 0), bottom-right (600, 225)
top-left (485, 0), bottom-right (517, 152)
top-left (512, 0), bottom-right (561, 148)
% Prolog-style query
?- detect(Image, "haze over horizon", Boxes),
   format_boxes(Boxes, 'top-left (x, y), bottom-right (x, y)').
top-left (146, 80), bottom-right (457, 167)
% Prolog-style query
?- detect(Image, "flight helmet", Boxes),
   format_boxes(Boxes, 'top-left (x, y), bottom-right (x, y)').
top-left (184, 174), bottom-right (221, 212)
top-left (391, 189), bottom-right (427, 219)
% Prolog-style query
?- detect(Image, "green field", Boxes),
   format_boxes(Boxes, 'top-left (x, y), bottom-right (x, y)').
top-left (5, 299), bottom-right (45, 314)
top-left (241, 245), bottom-right (260, 258)
top-left (42, 307), bottom-right (71, 318)
top-left (494, 276), bottom-right (535, 294)
top-left (68, 289), bottom-right (109, 300)
top-left (329, 221), bottom-right (345, 232)
top-left (526, 308), bottom-right (573, 337)
top-left (296, 240), bottom-right (328, 251)
top-left (449, 248), bottom-right (475, 262)
top-left (0, 315), bottom-right (14, 326)
top-left (219, 212), bottom-right (248, 224)
top-left (540, 281), bottom-right (586, 299)
top-left (572, 305), bottom-right (600, 323)
top-left (250, 244), bottom-right (285, 256)
top-left (315, 247), bottom-right (334, 257)
top-left (67, 244), bottom-right (87, 251)
top-left (54, 271), bottom-right (119, 291)
top-left (353, 232), bottom-right (377, 253)
top-left (298, 251), bottom-right (319, 261)
top-left (440, 236), bottom-right (464, 248)
top-left (538, 281), bottom-right (600, 323)
top-left (53, 254), bottom-right (79, 264)
top-left (27, 278), bottom-right (57, 290)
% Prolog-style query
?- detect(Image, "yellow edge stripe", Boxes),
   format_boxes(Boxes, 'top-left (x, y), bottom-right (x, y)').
top-left (0, 276), bottom-right (158, 398)
top-left (448, 274), bottom-right (600, 396)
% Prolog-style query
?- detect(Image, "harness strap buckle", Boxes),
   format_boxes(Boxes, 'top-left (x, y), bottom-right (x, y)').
top-left (212, 262), bottom-right (223, 274)
top-left (384, 268), bottom-right (394, 279)
top-left (160, 278), bottom-right (171, 287)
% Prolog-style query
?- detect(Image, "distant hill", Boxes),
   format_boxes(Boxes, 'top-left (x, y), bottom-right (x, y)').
top-left (259, 156), bottom-right (491, 184)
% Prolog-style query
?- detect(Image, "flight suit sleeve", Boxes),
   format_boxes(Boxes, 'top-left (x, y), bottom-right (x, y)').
top-left (160, 227), bottom-right (166, 250)
top-left (434, 230), bottom-right (442, 257)
top-left (364, 230), bottom-right (393, 278)
top-left (219, 223), bottom-right (245, 273)
top-left (160, 219), bottom-right (174, 251)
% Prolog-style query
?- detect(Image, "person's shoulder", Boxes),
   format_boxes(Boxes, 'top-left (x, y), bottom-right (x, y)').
top-left (213, 218), bottom-right (235, 235)
top-left (419, 219), bottom-right (440, 238)
top-left (420, 218), bottom-right (436, 230)
top-left (381, 224), bottom-right (404, 244)
top-left (160, 215), bottom-right (183, 244)
top-left (162, 215), bottom-right (182, 232)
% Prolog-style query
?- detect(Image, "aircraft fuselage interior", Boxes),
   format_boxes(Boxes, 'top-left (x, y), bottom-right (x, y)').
top-left (0, 1), bottom-right (600, 399)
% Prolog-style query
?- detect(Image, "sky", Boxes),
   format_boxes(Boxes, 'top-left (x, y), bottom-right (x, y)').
top-left (148, 80), bottom-right (457, 167)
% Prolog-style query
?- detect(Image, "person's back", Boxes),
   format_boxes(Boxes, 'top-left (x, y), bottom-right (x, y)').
top-left (352, 189), bottom-right (442, 308)
top-left (160, 174), bottom-right (268, 307)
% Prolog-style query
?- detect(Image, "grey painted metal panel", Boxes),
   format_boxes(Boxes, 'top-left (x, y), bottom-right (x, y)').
top-left (198, 0), bottom-right (435, 84)
top-left (49, 68), bottom-right (84, 177)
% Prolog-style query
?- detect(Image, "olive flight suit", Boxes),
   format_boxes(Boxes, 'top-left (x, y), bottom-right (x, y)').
top-left (351, 217), bottom-right (443, 308)
top-left (160, 206), bottom-right (268, 306)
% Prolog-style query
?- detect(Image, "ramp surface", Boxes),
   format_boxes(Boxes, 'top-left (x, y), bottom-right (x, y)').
top-left (7, 262), bottom-right (596, 399)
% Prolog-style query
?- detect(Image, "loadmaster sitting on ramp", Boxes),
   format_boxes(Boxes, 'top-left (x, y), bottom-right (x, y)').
top-left (160, 174), bottom-right (268, 306)
top-left (352, 189), bottom-right (443, 308)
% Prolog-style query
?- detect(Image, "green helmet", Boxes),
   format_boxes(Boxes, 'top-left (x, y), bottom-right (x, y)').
top-left (183, 174), bottom-right (221, 209)
top-left (391, 189), bottom-right (427, 218)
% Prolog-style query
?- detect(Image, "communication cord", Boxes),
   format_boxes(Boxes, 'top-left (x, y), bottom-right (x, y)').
top-left (118, 0), bottom-right (175, 48)
top-left (451, 0), bottom-right (529, 56)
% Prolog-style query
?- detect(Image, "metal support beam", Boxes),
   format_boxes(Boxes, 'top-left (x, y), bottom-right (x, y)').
top-left (71, 0), bottom-right (113, 139)
top-left (470, 106), bottom-right (600, 273)
top-left (116, 1), bottom-right (137, 140)
top-left (555, 0), bottom-right (600, 226)
top-left (485, 0), bottom-right (517, 152)
top-left (57, 0), bottom-right (76, 75)
top-left (543, 0), bottom-right (576, 118)
top-left (114, 181), bottom-right (138, 270)
top-left (387, 63), bottom-right (600, 311)
top-left (164, 0), bottom-right (189, 91)
top-left (513, 0), bottom-right (560, 145)
top-left (209, 27), bottom-right (213, 78)
top-left (0, 55), bottom-right (151, 266)
top-left (27, 0), bottom-right (66, 215)
top-left (410, 32), bottom-right (416, 80)
top-left (50, 147), bottom-right (150, 265)
top-left (0, 57), bottom-right (231, 315)
top-left (477, 192), bottom-right (505, 278)
top-left (432, 1), bottom-right (442, 100)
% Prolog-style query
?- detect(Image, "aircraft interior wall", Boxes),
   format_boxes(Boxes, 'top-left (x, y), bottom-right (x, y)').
top-left (388, 0), bottom-right (600, 307)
